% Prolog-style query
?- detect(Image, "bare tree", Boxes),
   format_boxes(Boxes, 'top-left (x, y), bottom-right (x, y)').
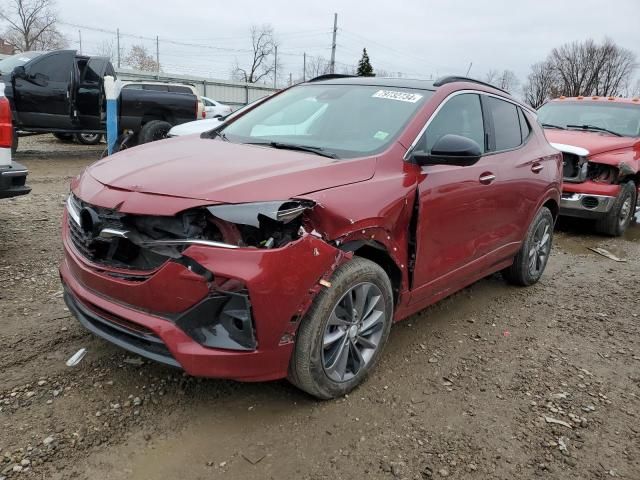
top-left (305, 55), bottom-right (331, 79)
top-left (232, 24), bottom-right (278, 84)
top-left (549, 38), bottom-right (636, 97)
top-left (627, 78), bottom-right (640, 97)
top-left (522, 61), bottom-right (558, 108)
top-left (484, 69), bottom-right (519, 92)
top-left (124, 44), bottom-right (159, 72)
top-left (0, 0), bottom-right (67, 51)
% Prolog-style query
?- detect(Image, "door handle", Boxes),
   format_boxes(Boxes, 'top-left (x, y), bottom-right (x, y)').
top-left (479, 172), bottom-right (496, 185)
top-left (531, 163), bottom-right (544, 173)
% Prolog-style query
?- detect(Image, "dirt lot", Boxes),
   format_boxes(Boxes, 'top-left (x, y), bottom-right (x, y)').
top-left (1, 135), bottom-right (639, 480)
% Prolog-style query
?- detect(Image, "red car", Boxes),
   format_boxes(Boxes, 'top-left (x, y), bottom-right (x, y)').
top-left (538, 96), bottom-right (640, 235)
top-left (61, 76), bottom-right (562, 399)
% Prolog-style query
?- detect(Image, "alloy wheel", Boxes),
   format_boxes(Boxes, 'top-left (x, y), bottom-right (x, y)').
top-left (321, 282), bottom-right (385, 382)
top-left (528, 219), bottom-right (551, 277)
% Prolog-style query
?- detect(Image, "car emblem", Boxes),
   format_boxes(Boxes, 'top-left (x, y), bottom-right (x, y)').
top-left (79, 207), bottom-right (103, 238)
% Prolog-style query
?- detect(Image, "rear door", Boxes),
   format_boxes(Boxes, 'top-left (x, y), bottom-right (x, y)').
top-left (12, 50), bottom-right (77, 129)
top-left (481, 96), bottom-right (548, 248)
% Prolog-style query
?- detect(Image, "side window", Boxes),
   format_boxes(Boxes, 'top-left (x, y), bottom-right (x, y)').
top-left (518, 108), bottom-right (531, 141)
top-left (422, 93), bottom-right (485, 153)
top-left (203, 98), bottom-right (213, 107)
top-left (27, 54), bottom-right (70, 82)
top-left (485, 96), bottom-right (521, 151)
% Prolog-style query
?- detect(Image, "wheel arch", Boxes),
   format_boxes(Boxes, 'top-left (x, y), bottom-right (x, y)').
top-left (339, 240), bottom-right (403, 306)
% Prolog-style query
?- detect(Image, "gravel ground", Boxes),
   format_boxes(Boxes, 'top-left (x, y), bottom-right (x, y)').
top-left (1, 135), bottom-right (639, 480)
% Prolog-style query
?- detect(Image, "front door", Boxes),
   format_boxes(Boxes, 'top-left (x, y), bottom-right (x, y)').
top-left (76, 57), bottom-right (109, 129)
top-left (410, 92), bottom-right (507, 302)
top-left (12, 50), bottom-right (76, 129)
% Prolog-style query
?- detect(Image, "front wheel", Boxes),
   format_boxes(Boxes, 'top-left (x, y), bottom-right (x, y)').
top-left (595, 181), bottom-right (636, 236)
top-left (289, 257), bottom-right (393, 399)
top-left (502, 206), bottom-right (554, 286)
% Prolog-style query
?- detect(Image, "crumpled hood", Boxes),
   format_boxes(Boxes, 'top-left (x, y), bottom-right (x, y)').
top-left (87, 135), bottom-right (376, 203)
top-left (544, 129), bottom-right (639, 157)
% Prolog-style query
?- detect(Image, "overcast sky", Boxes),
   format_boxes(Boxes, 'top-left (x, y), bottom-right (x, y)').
top-left (54, 0), bottom-right (639, 90)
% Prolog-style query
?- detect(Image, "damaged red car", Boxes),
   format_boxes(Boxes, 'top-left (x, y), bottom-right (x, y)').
top-left (60, 76), bottom-right (562, 399)
top-left (538, 96), bottom-right (640, 235)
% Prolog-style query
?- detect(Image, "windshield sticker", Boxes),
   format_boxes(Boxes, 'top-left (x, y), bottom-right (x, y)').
top-left (373, 131), bottom-right (389, 140)
top-left (18, 57), bottom-right (31, 62)
top-left (372, 90), bottom-right (423, 103)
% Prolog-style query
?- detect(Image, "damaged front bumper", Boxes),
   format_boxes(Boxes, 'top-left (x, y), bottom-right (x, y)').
top-left (560, 182), bottom-right (620, 219)
top-left (60, 211), bottom-right (343, 381)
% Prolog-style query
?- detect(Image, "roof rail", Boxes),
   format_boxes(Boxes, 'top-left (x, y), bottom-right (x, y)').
top-left (433, 76), bottom-right (510, 95)
top-left (308, 74), bottom-right (357, 82)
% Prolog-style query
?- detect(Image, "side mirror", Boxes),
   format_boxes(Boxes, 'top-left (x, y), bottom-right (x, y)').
top-left (12, 66), bottom-right (26, 79)
top-left (411, 134), bottom-right (482, 167)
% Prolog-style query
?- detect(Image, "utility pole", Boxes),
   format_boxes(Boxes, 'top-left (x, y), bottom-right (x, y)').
top-left (465, 62), bottom-right (473, 76)
top-left (274, 45), bottom-right (278, 88)
top-left (116, 28), bottom-right (121, 68)
top-left (155, 36), bottom-right (160, 79)
top-left (78, 30), bottom-right (82, 55)
top-left (289, 72), bottom-right (292, 86)
top-left (303, 52), bottom-right (306, 82)
top-left (329, 13), bottom-right (338, 74)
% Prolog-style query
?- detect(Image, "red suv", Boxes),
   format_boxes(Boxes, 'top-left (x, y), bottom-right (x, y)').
top-left (61, 76), bottom-right (562, 399)
top-left (538, 96), bottom-right (640, 235)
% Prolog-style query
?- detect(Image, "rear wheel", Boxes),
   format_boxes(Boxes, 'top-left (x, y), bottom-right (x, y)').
top-left (595, 181), bottom-right (636, 236)
top-left (75, 133), bottom-right (102, 145)
top-left (289, 257), bottom-right (393, 399)
top-left (138, 120), bottom-right (172, 144)
top-left (502, 206), bottom-right (554, 286)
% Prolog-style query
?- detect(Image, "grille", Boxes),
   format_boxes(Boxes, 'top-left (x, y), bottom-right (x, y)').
top-left (581, 196), bottom-right (599, 209)
top-left (67, 195), bottom-right (166, 271)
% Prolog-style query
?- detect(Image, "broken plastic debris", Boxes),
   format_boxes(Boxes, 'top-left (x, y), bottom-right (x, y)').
top-left (319, 279), bottom-right (332, 288)
top-left (588, 247), bottom-right (626, 262)
top-left (544, 416), bottom-right (573, 429)
top-left (66, 348), bottom-right (87, 367)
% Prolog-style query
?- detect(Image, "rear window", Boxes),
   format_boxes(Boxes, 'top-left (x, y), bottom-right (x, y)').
top-left (169, 86), bottom-right (192, 94)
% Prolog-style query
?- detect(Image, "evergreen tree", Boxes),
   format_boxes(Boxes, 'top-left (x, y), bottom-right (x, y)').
top-left (357, 48), bottom-right (374, 77)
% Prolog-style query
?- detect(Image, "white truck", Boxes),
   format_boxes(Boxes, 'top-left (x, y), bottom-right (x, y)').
top-left (0, 82), bottom-right (29, 198)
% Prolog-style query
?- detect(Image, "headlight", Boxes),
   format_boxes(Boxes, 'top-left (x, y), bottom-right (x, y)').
top-left (207, 200), bottom-right (315, 228)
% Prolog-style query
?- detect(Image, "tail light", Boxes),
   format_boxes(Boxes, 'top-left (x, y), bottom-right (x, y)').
top-left (202, 109), bottom-right (206, 119)
top-left (0, 97), bottom-right (13, 148)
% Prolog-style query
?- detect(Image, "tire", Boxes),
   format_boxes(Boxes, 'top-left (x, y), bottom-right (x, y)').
top-left (595, 181), bottom-right (636, 236)
top-left (502, 206), bottom-right (554, 287)
top-left (138, 120), bottom-right (172, 144)
top-left (288, 257), bottom-right (394, 400)
top-left (53, 133), bottom-right (74, 142)
top-left (74, 133), bottom-right (102, 145)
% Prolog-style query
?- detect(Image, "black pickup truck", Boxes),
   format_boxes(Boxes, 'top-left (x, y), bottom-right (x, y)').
top-left (0, 50), bottom-right (198, 150)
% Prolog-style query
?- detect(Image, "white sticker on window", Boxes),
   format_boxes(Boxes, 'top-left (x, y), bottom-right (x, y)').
top-left (372, 90), bottom-right (423, 103)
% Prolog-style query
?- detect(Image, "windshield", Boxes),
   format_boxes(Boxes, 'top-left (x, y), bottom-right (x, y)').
top-left (220, 84), bottom-right (432, 158)
top-left (538, 101), bottom-right (640, 137)
top-left (0, 51), bottom-right (43, 75)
